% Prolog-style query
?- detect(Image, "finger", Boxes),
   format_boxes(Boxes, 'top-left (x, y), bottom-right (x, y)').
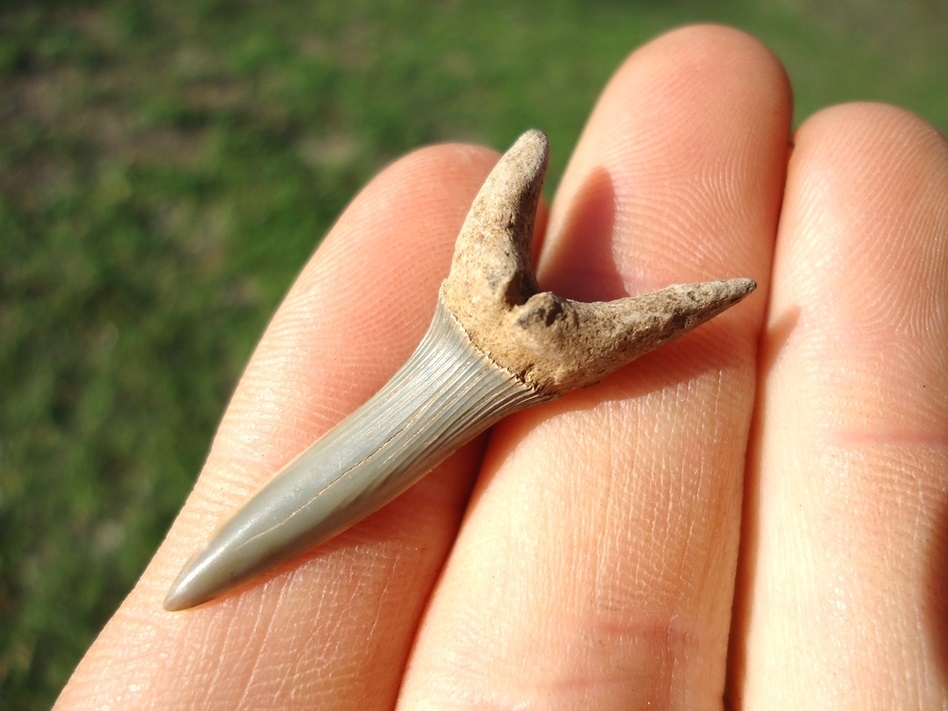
top-left (399, 26), bottom-right (789, 709)
top-left (729, 104), bottom-right (948, 708)
top-left (55, 144), bottom-right (504, 710)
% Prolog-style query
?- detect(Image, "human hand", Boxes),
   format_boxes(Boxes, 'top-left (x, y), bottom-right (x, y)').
top-left (56, 25), bottom-right (948, 710)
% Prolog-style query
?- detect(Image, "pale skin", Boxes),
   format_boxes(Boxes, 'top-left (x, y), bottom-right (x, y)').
top-left (56, 25), bottom-right (948, 711)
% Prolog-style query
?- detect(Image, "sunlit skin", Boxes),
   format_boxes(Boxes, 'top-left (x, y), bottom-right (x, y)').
top-left (56, 25), bottom-right (948, 711)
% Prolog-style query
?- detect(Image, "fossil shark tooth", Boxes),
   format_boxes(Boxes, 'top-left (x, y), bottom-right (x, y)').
top-left (164, 129), bottom-right (756, 611)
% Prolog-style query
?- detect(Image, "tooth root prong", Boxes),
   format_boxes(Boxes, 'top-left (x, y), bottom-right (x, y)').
top-left (441, 129), bottom-right (756, 395)
top-left (164, 129), bottom-right (756, 611)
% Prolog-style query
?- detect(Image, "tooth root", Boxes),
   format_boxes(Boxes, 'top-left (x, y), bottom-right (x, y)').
top-left (441, 128), bottom-right (755, 396)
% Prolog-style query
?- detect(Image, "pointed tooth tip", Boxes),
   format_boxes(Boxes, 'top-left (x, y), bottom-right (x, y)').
top-left (163, 564), bottom-right (201, 612)
top-left (163, 587), bottom-right (189, 612)
top-left (163, 548), bottom-right (225, 611)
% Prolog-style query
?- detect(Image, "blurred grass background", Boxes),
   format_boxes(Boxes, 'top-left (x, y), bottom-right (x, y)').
top-left (1, 0), bottom-right (945, 706)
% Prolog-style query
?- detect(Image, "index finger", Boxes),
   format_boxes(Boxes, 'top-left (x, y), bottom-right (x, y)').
top-left (55, 143), bottom-right (507, 709)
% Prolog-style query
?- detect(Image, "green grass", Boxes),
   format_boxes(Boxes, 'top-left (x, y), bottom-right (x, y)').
top-left (1, 0), bottom-right (945, 706)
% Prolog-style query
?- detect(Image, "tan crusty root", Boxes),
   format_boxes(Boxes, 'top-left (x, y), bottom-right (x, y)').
top-left (442, 128), bottom-right (756, 396)
top-left (164, 129), bottom-right (756, 611)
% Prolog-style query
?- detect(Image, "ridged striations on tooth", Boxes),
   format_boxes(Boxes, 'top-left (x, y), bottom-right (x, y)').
top-left (164, 129), bottom-right (756, 611)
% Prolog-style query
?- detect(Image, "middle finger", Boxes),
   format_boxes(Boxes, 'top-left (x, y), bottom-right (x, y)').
top-left (399, 26), bottom-right (789, 710)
